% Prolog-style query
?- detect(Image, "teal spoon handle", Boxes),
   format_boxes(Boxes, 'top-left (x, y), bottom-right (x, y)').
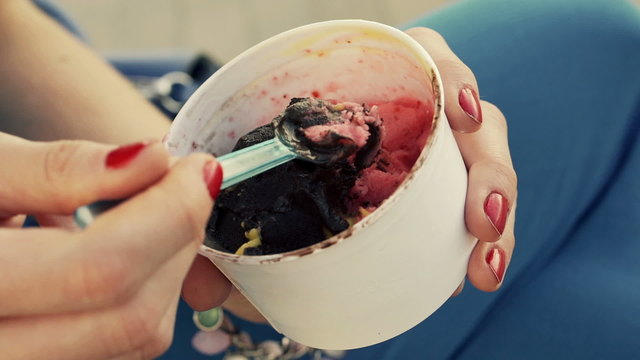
top-left (217, 138), bottom-right (296, 189)
top-left (74, 138), bottom-right (296, 228)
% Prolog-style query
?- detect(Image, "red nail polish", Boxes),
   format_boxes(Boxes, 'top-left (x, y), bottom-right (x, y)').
top-left (486, 247), bottom-right (506, 284)
top-left (203, 161), bottom-right (223, 199)
top-left (459, 87), bottom-right (482, 124)
top-left (484, 192), bottom-right (508, 235)
top-left (105, 142), bottom-right (147, 169)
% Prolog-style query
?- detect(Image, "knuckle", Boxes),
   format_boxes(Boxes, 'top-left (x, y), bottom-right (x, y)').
top-left (480, 101), bottom-right (508, 131)
top-left (116, 304), bottom-right (163, 352)
top-left (405, 27), bottom-right (477, 88)
top-left (67, 251), bottom-right (134, 307)
top-left (43, 140), bottom-right (83, 183)
top-left (486, 161), bottom-right (518, 196)
top-left (143, 330), bottom-right (174, 358)
top-left (42, 140), bottom-right (86, 210)
top-left (438, 58), bottom-right (474, 84)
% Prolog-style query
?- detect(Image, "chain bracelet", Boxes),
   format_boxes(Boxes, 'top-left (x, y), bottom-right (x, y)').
top-left (194, 308), bottom-right (346, 360)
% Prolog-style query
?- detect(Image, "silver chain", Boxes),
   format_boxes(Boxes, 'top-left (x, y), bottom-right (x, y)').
top-left (194, 308), bottom-right (346, 360)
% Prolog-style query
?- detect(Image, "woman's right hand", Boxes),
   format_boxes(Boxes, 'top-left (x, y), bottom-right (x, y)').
top-left (0, 132), bottom-right (231, 359)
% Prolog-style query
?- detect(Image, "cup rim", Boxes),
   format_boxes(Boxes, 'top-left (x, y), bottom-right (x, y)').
top-left (192, 19), bottom-right (446, 265)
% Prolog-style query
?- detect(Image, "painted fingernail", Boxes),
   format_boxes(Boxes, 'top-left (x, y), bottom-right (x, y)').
top-left (459, 87), bottom-right (482, 124)
top-left (486, 247), bottom-right (506, 284)
top-left (203, 161), bottom-right (223, 200)
top-left (484, 192), bottom-right (508, 235)
top-left (105, 142), bottom-right (147, 169)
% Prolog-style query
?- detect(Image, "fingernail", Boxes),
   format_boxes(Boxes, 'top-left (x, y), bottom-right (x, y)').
top-left (459, 87), bottom-right (482, 124)
top-left (105, 142), bottom-right (148, 169)
top-left (486, 247), bottom-right (506, 284)
top-left (203, 161), bottom-right (223, 200)
top-left (484, 192), bottom-right (508, 235)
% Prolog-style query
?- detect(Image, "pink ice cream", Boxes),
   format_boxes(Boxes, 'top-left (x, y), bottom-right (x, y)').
top-left (302, 102), bottom-right (381, 149)
top-left (348, 97), bottom-right (433, 212)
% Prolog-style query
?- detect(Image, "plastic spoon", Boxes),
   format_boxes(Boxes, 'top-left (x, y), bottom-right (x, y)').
top-left (74, 98), bottom-right (381, 228)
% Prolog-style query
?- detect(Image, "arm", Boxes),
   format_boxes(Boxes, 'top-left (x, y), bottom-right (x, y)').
top-left (0, 0), bottom-right (170, 143)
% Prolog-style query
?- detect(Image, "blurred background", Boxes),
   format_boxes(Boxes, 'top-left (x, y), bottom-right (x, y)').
top-left (55, 0), bottom-right (457, 63)
top-left (55, 0), bottom-right (640, 64)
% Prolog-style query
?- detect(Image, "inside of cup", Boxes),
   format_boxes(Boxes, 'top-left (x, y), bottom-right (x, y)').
top-left (168, 23), bottom-right (437, 157)
top-left (168, 22), bottom-right (440, 256)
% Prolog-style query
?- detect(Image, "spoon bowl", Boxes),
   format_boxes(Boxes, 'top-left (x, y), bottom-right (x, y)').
top-left (218, 97), bottom-right (382, 188)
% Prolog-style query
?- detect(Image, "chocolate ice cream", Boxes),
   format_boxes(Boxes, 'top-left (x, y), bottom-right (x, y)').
top-left (206, 96), bottom-right (432, 255)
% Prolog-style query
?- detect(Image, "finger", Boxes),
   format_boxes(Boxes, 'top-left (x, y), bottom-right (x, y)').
top-left (108, 302), bottom-right (177, 360)
top-left (35, 214), bottom-right (78, 229)
top-left (181, 255), bottom-right (232, 312)
top-left (0, 154), bottom-right (222, 316)
top-left (457, 101), bottom-right (517, 242)
top-left (112, 250), bottom-right (190, 360)
top-left (136, 297), bottom-right (180, 360)
top-left (405, 27), bottom-right (483, 132)
top-left (467, 207), bottom-right (516, 291)
top-left (82, 153), bottom-right (220, 290)
top-left (0, 238), bottom-right (197, 360)
top-left (0, 132), bottom-right (169, 216)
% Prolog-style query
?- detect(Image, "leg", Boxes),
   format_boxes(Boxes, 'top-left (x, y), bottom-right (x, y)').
top-left (347, 0), bottom-right (640, 358)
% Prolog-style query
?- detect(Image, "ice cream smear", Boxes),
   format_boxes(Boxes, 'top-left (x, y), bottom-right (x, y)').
top-left (207, 96), bottom-right (433, 255)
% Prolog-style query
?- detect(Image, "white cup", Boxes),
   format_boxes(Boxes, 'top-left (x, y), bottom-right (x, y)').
top-left (166, 19), bottom-right (475, 350)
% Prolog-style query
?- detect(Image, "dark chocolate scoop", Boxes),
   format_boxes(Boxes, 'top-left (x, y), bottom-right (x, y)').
top-left (207, 97), bottom-right (383, 255)
top-left (206, 124), bottom-right (357, 255)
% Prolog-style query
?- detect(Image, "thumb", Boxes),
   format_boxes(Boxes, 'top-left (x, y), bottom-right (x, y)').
top-left (0, 132), bottom-right (169, 217)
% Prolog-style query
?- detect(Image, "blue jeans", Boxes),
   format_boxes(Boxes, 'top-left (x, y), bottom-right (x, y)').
top-left (39, 0), bottom-right (640, 358)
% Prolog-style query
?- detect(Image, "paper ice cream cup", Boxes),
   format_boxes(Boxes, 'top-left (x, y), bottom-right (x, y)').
top-left (166, 20), bottom-right (476, 350)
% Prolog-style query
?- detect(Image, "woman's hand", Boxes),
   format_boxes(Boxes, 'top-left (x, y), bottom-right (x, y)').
top-left (0, 133), bottom-right (230, 359)
top-left (406, 27), bottom-right (517, 294)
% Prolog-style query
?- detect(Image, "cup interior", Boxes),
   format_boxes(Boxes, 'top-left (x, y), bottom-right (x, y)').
top-left (166, 20), bottom-right (443, 262)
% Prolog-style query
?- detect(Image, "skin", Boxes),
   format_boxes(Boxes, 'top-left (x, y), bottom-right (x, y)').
top-left (0, 133), bottom-right (226, 359)
top-left (0, 1), bottom-right (517, 357)
top-left (0, 0), bottom-right (170, 142)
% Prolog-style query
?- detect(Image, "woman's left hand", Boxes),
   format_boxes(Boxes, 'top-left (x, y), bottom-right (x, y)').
top-left (406, 27), bottom-right (517, 294)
